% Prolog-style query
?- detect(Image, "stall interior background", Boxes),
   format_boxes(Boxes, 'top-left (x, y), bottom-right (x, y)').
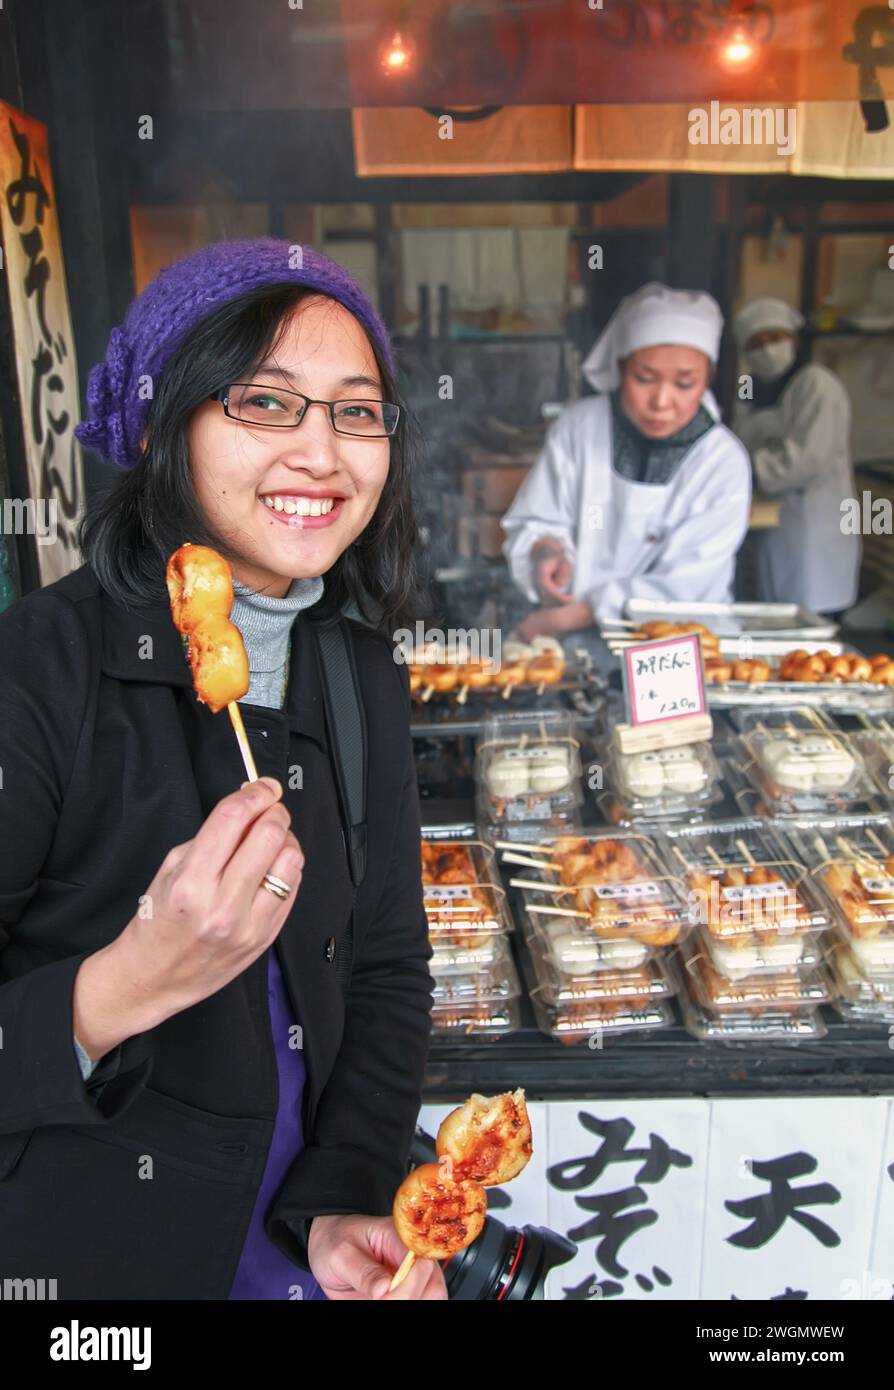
top-left (1, 0), bottom-right (893, 633)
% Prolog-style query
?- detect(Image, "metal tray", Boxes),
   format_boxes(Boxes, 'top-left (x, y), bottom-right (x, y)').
top-left (618, 599), bottom-right (838, 640)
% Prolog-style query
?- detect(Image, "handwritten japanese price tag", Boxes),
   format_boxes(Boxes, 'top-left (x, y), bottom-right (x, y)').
top-left (622, 634), bottom-right (706, 727)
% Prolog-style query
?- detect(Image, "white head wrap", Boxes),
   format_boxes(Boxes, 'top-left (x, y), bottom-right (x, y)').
top-left (581, 282), bottom-right (724, 404)
top-left (733, 297), bottom-right (804, 349)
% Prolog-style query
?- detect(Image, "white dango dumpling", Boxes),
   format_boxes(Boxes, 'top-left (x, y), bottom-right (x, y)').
top-left (760, 737), bottom-right (820, 791)
top-left (484, 751), bottom-right (530, 798)
top-left (543, 921), bottom-right (649, 972)
top-left (800, 735), bottom-right (855, 791)
top-left (658, 746), bottom-right (707, 795)
top-left (527, 744), bottom-right (574, 793)
top-left (761, 734), bottom-right (854, 792)
top-left (709, 935), bottom-right (805, 979)
top-left (620, 751), bottom-right (665, 797)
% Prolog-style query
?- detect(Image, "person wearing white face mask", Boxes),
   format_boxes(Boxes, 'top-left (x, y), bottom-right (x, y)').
top-left (502, 282), bottom-right (752, 638)
top-left (732, 297), bottom-right (860, 617)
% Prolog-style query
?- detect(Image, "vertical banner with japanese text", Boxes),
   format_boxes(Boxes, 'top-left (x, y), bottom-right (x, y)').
top-left (0, 101), bottom-right (84, 587)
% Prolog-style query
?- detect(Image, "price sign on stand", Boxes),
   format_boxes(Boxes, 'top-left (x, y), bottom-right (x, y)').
top-left (615, 635), bottom-right (711, 753)
top-left (623, 634), bottom-right (706, 724)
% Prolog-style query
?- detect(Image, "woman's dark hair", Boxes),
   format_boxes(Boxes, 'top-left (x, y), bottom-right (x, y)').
top-left (78, 283), bottom-right (424, 633)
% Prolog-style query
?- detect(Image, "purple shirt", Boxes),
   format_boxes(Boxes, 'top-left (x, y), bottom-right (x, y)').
top-left (228, 950), bottom-right (327, 1300)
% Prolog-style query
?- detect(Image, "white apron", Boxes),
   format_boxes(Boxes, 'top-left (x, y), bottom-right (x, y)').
top-left (502, 394), bottom-right (752, 623)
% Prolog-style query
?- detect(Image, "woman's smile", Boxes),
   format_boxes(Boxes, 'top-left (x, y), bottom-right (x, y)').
top-left (258, 491), bottom-right (346, 527)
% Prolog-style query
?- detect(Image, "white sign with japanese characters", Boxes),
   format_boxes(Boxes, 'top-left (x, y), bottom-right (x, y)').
top-left (622, 635), bottom-right (706, 726)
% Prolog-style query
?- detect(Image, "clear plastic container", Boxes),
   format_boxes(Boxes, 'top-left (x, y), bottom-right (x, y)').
top-left (522, 914), bottom-right (653, 975)
top-left (659, 818), bottom-right (826, 951)
top-left (430, 999), bottom-right (522, 1036)
top-left (851, 729), bottom-right (894, 801)
top-left (730, 705), bottom-right (839, 736)
top-left (421, 835), bottom-right (513, 945)
top-left (677, 990), bottom-right (828, 1041)
top-left (606, 740), bottom-right (723, 823)
top-left (681, 942), bottom-right (831, 1013)
top-left (475, 710), bottom-right (583, 830)
top-left (528, 937), bottom-right (673, 1008)
top-left (828, 941), bottom-right (894, 1007)
top-left (700, 924), bottom-right (821, 979)
top-left (430, 936), bottom-right (506, 975)
top-left (431, 938), bottom-right (521, 1007)
top-left (531, 993), bottom-right (674, 1044)
top-left (733, 718), bottom-right (877, 817)
top-left (786, 816), bottom-right (894, 965)
top-left (501, 830), bottom-right (690, 949)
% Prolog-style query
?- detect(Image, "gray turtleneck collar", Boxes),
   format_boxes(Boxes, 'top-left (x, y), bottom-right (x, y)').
top-left (230, 575), bottom-right (325, 710)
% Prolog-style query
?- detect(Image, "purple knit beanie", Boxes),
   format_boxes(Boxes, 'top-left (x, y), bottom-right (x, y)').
top-left (75, 237), bottom-right (395, 470)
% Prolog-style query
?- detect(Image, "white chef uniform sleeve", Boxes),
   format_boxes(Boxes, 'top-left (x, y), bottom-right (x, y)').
top-left (501, 410), bottom-right (580, 602)
top-left (748, 366), bottom-right (850, 496)
top-left (584, 436), bottom-right (752, 621)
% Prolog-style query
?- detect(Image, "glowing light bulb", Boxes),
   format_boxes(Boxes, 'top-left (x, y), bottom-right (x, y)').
top-left (380, 30), bottom-right (414, 76)
top-left (722, 29), bottom-right (755, 66)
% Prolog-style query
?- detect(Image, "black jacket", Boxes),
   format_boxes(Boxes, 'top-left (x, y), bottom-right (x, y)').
top-left (0, 563), bottom-right (434, 1299)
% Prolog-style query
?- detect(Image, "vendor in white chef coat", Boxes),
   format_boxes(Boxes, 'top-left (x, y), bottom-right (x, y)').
top-left (502, 282), bottom-right (752, 639)
top-left (732, 298), bottom-right (860, 618)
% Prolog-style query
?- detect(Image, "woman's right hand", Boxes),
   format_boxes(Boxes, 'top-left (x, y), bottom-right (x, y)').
top-left (531, 536), bottom-right (573, 603)
top-left (73, 777), bottom-right (303, 1057)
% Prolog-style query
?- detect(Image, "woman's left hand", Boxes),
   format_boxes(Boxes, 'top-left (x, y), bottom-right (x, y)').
top-left (308, 1214), bottom-right (449, 1300)
top-left (516, 600), bottom-right (595, 642)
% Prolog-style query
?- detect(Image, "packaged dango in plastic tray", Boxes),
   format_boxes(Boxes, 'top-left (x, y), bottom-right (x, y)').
top-left (430, 934), bottom-right (507, 975)
top-left (528, 937), bottom-right (673, 1009)
top-left (659, 818), bottom-right (826, 950)
top-left (698, 924), bottom-right (822, 980)
top-left (676, 990), bottom-right (828, 1041)
top-left (521, 914), bottom-right (653, 975)
top-left (531, 993), bottom-right (675, 1044)
top-left (606, 740), bottom-right (723, 822)
top-left (828, 941), bottom-right (894, 1014)
top-left (499, 831), bottom-right (690, 948)
top-left (732, 710), bottom-right (877, 816)
top-left (785, 817), bottom-right (894, 961)
top-left (430, 999), bottom-right (522, 1037)
top-left (850, 726), bottom-right (894, 801)
top-left (475, 710), bottom-right (583, 829)
top-left (680, 939), bottom-right (831, 1013)
top-left (421, 836), bottom-right (512, 944)
top-left (430, 938), bottom-right (521, 1007)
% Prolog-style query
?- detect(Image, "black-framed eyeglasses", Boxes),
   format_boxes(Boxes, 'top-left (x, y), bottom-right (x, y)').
top-left (213, 383), bottom-right (401, 438)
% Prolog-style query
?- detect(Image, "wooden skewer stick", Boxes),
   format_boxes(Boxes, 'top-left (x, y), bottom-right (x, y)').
top-left (670, 844), bottom-right (693, 873)
top-left (509, 877), bottom-right (566, 892)
top-left (527, 904), bottom-right (589, 919)
top-left (389, 1251), bottom-right (416, 1292)
top-left (494, 838), bottom-right (552, 854)
top-left (228, 702), bottom-right (258, 782)
top-left (866, 827), bottom-right (890, 859)
top-left (456, 685), bottom-right (469, 706)
top-left (836, 834), bottom-right (877, 874)
top-left (501, 851), bottom-right (560, 871)
top-left (735, 837), bottom-right (757, 868)
top-left (420, 684), bottom-right (435, 702)
top-left (705, 844), bottom-right (726, 869)
top-left (813, 833), bottom-right (830, 863)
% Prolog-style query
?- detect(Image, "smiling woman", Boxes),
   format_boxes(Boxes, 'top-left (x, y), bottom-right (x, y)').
top-left (0, 239), bottom-right (444, 1303)
top-left (78, 246), bottom-right (423, 630)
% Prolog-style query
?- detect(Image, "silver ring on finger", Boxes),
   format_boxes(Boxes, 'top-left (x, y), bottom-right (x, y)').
top-left (261, 873), bottom-right (292, 901)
